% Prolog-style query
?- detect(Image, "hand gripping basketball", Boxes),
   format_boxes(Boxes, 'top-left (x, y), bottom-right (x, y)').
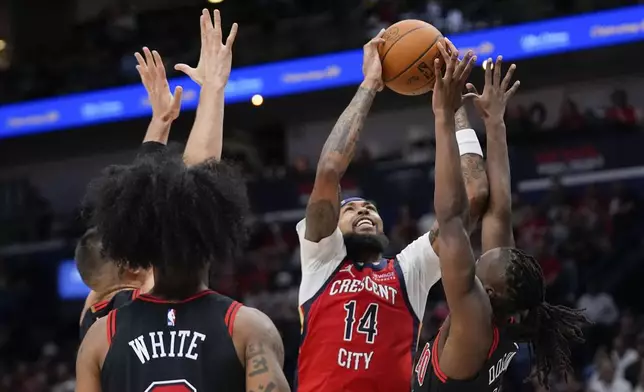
top-left (362, 29), bottom-right (386, 92)
top-left (431, 38), bottom-right (476, 114)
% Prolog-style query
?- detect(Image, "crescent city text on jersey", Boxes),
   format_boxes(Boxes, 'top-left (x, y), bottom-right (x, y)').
top-left (329, 275), bottom-right (398, 304)
top-left (327, 272), bottom-right (400, 371)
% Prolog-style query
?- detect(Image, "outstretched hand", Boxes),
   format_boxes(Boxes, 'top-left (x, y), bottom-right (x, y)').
top-left (462, 56), bottom-right (520, 121)
top-left (432, 38), bottom-right (476, 115)
top-left (135, 47), bottom-right (183, 122)
top-left (175, 9), bottom-right (238, 88)
top-left (362, 29), bottom-right (386, 91)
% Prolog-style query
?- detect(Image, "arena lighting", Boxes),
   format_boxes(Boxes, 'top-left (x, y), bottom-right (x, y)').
top-left (208, 0), bottom-right (224, 3)
top-left (0, 40), bottom-right (6, 52)
top-left (1, 5), bottom-right (644, 138)
top-left (251, 94), bottom-right (264, 106)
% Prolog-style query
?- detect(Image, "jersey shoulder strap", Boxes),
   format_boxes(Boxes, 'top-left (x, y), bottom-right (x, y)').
top-left (224, 300), bottom-right (243, 337)
top-left (106, 308), bottom-right (117, 346)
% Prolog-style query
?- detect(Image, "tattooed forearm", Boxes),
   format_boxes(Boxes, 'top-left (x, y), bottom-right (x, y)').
top-left (249, 383), bottom-right (277, 392)
top-left (318, 86), bottom-right (377, 173)
top-left (460, 153), bottom-right (485, 185)
top-left (455, 105), bottom-right (471, 131)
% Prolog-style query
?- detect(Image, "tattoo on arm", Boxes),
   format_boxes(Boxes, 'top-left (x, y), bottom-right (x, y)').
top-left (246, 342), bottom-right (270, 377)
top-left (319, 86), bottom-right (376, 168)
top-left (460, 154), bottom-right (485, 185)
top-left (248, 384), bottom-right (277, 392)
top-left (455, 106), bottom-right (471, 131)
top-left (429, 228), bottom-right (440, 245)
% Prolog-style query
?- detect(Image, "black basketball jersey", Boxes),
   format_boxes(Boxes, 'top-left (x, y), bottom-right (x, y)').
top-left (100, 289), bottom-right (245, 392)
top-left (80, 289), bottom-right (140, 341)
top-left (412, 325), bottom-right (518, 392)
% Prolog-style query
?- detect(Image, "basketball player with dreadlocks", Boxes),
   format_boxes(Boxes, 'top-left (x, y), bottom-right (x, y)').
top-left (76, 10), bottom-right (290, 392)
top-left (78, 8), bottom-right (233, 340)
top-left (412, 51), bottom-right (588, 392)
top-left (295, 36), bottom-right (489, 392)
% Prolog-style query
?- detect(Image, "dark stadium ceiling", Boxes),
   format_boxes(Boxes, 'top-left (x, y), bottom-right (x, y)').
top-left (76, 0), bottom-right (205, 22)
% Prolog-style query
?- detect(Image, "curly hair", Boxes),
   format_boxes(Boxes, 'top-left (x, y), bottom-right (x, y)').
top-left (501, 248), bottom-right (589, 386)
top-left (82, 152), bottom-right (249, 296)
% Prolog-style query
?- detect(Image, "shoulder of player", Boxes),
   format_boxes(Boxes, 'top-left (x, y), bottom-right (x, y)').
top-left (231, 306), bottom-right (284, 364)
top-left (79, 314), bottom-right (111, 369)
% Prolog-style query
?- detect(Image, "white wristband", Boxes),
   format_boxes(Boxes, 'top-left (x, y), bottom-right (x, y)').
top-left (455, 128), bottom-right (483, 157)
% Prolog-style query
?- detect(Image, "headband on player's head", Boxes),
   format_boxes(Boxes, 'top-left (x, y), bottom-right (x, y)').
top-left (340, 197), bottom-right (366, 208)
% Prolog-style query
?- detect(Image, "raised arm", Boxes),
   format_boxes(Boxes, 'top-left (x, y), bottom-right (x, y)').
top-left (177, 9), bottom-right (238, 165)
top-left (465, 56), bottom-right (520, 251)
top-left (431, 43), bottom-right (478, 301)
top-left (232, 307), bottom-right (290, 392)
top-left (304, 30), bottom-right (385, 242)
top-left (134, 47), bottom-right (183, 146)
top-left (431, 41), bottom-right (496, 379)
top-left (428, 105), bottom-right (488, 253)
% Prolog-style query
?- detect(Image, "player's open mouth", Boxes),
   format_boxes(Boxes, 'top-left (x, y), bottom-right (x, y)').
top-left (354, 218), bottom-right (375, 229)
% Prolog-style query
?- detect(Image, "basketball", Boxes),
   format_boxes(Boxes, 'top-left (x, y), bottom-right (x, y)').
top-left (378, 20), bottom-right (444, 96)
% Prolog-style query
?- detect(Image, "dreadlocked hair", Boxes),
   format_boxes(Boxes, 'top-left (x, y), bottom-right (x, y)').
top-left (501, 248), bottom-right (589, 386)
top-left (82, 152), bottom-right (249, 296)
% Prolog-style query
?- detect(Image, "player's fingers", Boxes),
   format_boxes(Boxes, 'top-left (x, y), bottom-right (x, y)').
top-left (174, 64), bottom-right (195, 78)
top-left (484, 58), bottom-right (493, 87)
top-left (225, 22), bottom-right (238, 48)
top-left (433, 58), bottom-right (443, 87)
top-left (152, 50), bottom-right (167, 79)
top-left (374, 28), bottom-right (386, 40)
top-left (493, 55), bottom-right (503, 87)
top-left (444, 37), bottom-right (458, 57)
top-left (171, 86), bottom-right (184, 111)
top-left (500, 64), bottom-right (516, 92)
top-left (460, 55), bottom-right (476, 84)
top-left (143, 47), bottom-right (155, 68)
top-left (134, 52), bottom-right (147, 69)
top-left (505, 80), bottom-right (521, 99)
top-left (465, 83), bottom-right (479, 95)
top-left (454, 50), bottom-right (473, 81)
top-left (461, 93), bottom-right (478, 101)
top-left (213, 9), bottom-right (222, 40)
top-left (135, 65), bottom-right (148, 85)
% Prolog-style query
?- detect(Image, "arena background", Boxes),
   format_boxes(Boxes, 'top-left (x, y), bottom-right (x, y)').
top-left (1, 0), bottom-right (644, 391)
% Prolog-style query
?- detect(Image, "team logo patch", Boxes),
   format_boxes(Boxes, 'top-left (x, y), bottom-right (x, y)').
top-left (145, 379), bottom-right (196, 392)
top-left (415, 343), bottom-right (432, 386)
top-left (167, 309), bottom-right (176, 327)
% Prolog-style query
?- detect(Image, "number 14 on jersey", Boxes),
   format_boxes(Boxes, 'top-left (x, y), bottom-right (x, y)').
top-left (343, 301), bottom-right (379, 344)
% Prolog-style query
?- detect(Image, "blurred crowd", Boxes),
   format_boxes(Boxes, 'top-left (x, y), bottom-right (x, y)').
top-left (1, 0), bottom-right (639, 103)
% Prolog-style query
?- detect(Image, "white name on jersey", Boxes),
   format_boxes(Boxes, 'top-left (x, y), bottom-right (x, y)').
top-left (128, 330), bottom-right (206, 364)
top-left (337, 348), bottom-right (374, 370)
top-left (329, 277), bottom-right (398, 305)
top-left (488, 350), bottom-right (517, 385)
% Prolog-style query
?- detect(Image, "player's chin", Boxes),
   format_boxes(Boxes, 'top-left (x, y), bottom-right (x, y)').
top-left (353, 226), bottom-right (378, 235)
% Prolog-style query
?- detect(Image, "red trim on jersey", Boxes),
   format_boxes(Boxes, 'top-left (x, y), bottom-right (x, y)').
top-left (137, 289), bottom-right (215, 304)
top-left (431, 325), bottom-right (500, 383)
top-left (131, 289), bottom-right (141, 300)
top-left (487, 326), bottom-right (500, 359)
top-left (91, 299), bottom-right (109, 313)
top-left (106, 309), bottom-right (117, 346)
top-left (225, 301), bottom-right (243, 336)
top-left (431, 329), bottom-right (448, 383)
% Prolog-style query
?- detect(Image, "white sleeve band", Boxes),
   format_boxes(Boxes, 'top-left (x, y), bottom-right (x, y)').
top-left (455, 128), bottom-right (483, 157)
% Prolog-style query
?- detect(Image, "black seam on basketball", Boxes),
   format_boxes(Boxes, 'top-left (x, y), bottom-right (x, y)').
top-left (380, 25), bottom-right (433, 64)
top-left (384, 34), bottom-right (443, 84)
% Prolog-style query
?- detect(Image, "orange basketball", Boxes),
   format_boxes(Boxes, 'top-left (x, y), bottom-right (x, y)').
top-left (378, 20), bottom-right (444, 96)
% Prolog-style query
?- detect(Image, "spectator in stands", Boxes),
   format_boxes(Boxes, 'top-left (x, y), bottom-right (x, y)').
top-left (588, 357), bottom-right (633, 392)
top-left (558, 98), bottom-right (585, 131)
top-left (389, 205), bottom-right (419, 253)
top-left (606, 90), bottom-right (639, 126)
top-left (529, 102), bottom-right (548, 131)
top-left (613, 335), bottom-right (640, 379)
top-left (624, 333), bottom-right (644, 388)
